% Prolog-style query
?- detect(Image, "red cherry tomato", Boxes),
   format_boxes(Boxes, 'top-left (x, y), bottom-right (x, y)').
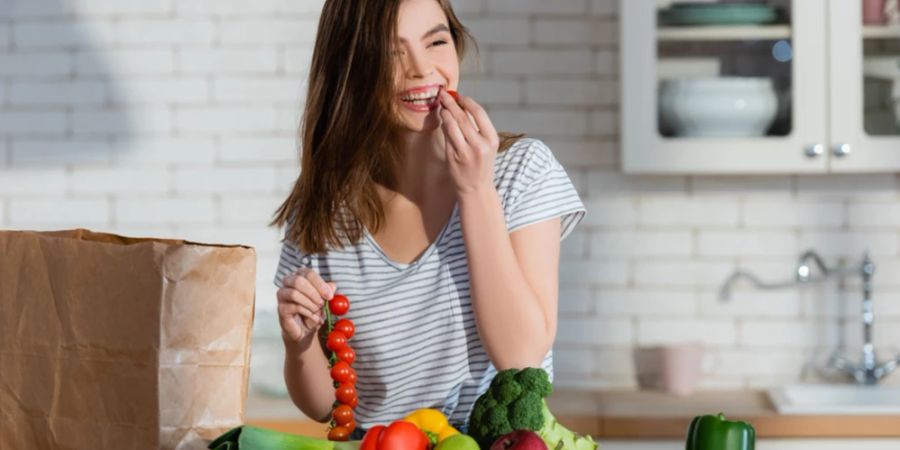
top-left (337, 346), bottom-right (356, 365)
top-left (326, 330), bottom-right (348, 352)
top-left (447, 90), bottom-right (460, 102)
top-left (333, 318), bottom-right (355, 339)
top-left (346, 366), bottom-right (357, 385)
top-left (335, 382), bottom-right (357, 404)
top-left (346, 419), bottom-right (357, 433)
top-left (328, 425), bottom-right (351, 441)
top-left (347, 395), bottom-right (358, 409)
top-left (333, 404), bottom-right (354, 425)
top-left (329, 294), bottom-right (350, 315)
top-left (330, 361), bottom-right (353, 384)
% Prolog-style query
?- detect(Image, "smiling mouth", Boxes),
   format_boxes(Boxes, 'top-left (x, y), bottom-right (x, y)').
top-left (400, 88), bottom-right (441, 107)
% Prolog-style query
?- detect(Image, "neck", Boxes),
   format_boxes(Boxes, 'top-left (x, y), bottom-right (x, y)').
top-left (386, 129), bottom-right (451, 202)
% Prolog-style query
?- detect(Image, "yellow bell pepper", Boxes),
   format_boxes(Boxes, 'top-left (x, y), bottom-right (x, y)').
top-left (403, 408), bottom-right (460, 445)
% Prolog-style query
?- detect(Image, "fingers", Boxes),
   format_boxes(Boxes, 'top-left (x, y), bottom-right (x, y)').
top-left (440, 109), bottom-right (468, 159)
top-left (280, 313), bottom-right (304, 341)
top-left (439, 90), bottom-right (480, 141)
top-left (458, 95), bottom-right (498, 147)
top-left (285, 268), bottom-right (334, 301)
top-left (302, 268), bottom-right (335, 300)
top-left (277, 268), bottom-right (340, 342)
top-left (278, 300), bottom-right (313, 341)
top-left (278, 288), bottom-right (322, 321)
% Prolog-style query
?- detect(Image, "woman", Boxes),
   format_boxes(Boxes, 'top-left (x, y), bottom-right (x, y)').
top-left (270, 0), bottom-right (586, 439)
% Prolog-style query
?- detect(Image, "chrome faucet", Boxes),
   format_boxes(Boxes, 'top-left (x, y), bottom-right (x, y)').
top-left (796, 250), bottom-right (898, 385)
top-left (720, 249), bottom-right (900, 385)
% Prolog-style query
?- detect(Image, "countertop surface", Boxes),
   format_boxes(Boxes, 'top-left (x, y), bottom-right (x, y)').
top-left (246, 389), bottom-right (900, 439)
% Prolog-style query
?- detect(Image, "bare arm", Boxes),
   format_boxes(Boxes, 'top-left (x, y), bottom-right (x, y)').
top-left (282, 330), bottom-right (335, 423)
top-left (437, 90), bottom-right (561, 370)
top-left (277, 271), bottom-right (340, 422)
top-left (458, 185), bottom-right (560, 370)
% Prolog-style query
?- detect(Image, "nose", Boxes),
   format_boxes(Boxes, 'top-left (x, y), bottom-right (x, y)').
top-left (403, 48), bottom-right (434, 78)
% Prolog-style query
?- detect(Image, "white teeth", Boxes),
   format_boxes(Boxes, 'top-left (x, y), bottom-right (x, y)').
top-left (401, 88), bottom-right (439, 101)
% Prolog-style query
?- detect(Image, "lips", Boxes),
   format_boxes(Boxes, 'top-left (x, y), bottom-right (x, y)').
top-left (398, 84), bottom-right (444, 112)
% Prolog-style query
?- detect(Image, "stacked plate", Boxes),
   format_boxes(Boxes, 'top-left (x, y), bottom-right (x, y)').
top-left (659, 2), bottom-right (779, 26)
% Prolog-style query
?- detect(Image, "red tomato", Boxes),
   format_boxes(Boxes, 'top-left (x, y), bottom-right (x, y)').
top-left (346, 366), bottom-right (357, 384)
top-left (347, 395), bottom-right (358, 409)
top-left (326, 330), bottom-right (348, 352)
top-left (447, 90), bottom-right (460, 102)
top-left (345, 419), bottom-right (356, 433)
top-left (360, 425), bottom-right (386, 450)
top-left (328, 425), bottom-right (351, 441)
top-left (334, 318), bottom-right (355, 339)
top-left (378, 421), bottom-right (429, 450)
top-left (335, 382), bottom-right (357, 404)
top-left (333, 404), bottom-right (354, 425)
top-left (337, 346), bottom-right (356, 365)
top-left (329, 294), bottom-right (350, 315)
top-left (330, 361), bottom-right (353, 384)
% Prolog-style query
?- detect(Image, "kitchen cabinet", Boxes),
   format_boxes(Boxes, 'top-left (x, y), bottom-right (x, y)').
top-left (621, 0), bottom-right (900, 174)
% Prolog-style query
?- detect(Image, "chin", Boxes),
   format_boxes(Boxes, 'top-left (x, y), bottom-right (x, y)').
top-left (400, 115), bottom-right (442, 133)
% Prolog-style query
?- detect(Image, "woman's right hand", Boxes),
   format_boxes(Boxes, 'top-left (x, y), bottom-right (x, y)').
top-left (277, 267), bottom-right (336, 343)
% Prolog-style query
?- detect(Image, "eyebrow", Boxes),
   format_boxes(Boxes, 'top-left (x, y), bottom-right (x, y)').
top-left (398, 24), bottom-right (450, 43)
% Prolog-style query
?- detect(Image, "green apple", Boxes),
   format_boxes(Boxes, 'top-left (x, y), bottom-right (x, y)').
top-left (435, 434), bottom-right (480, 450)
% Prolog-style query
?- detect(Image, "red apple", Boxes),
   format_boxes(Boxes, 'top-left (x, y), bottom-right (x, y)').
top-left (489, 430), bottom-right (548, 450)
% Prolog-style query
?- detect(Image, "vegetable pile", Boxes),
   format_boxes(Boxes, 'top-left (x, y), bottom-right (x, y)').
top-left (468, 368), bottom-right (598, 450)
top-left (207, 367), bottom-right (599, 450)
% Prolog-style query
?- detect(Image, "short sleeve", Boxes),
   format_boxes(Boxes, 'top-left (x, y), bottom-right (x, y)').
top-left (273, 236), bottom-right (315, 289)
top-left (504, 139), bottom-right (586, 241)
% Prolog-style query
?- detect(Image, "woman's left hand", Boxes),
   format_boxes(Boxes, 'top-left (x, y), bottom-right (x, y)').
top-left (438, 89), bottom-right (499, 196)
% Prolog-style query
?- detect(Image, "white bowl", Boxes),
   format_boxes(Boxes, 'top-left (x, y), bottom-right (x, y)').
top-left (659, 77), bottom-right (779, 138)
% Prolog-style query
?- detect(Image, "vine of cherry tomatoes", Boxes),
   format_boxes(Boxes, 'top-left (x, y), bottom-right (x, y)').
top-left (325, 293), bottom-right (357, 441)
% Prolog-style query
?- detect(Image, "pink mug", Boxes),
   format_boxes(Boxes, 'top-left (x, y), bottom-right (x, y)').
top-left (634, 343), bottom-right (707, 396)
top-left (864, 0), bottom-right (887, 25)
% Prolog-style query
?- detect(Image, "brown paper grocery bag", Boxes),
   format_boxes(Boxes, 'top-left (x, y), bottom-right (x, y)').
top-left (0, 229), bottom-right (256, 450)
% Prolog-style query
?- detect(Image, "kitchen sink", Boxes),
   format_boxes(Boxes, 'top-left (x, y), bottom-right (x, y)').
top-left (768, 384), bottom-right (900, 414)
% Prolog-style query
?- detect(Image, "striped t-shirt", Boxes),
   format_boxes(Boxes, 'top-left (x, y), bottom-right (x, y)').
top-left (274, 137), bottom-right (586, 431)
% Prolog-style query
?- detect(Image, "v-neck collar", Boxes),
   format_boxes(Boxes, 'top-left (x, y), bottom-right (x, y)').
top-left (363, 202), bottom-right (459, 271)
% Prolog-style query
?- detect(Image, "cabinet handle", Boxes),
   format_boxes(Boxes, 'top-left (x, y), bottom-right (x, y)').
top-left (833, 143), bottom-right (852, 157)
top-left (805, 144), bottom-right (824, 158)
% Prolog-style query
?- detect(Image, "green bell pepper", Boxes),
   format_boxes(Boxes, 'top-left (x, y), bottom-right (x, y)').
top-left (685, 413), bottom-right (755, 450)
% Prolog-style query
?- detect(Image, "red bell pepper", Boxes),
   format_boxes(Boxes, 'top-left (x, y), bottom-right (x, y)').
top-left (360, 420), bottom-right (430, 450)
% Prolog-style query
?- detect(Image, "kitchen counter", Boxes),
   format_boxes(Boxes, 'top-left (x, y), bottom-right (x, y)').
top-left (245, 389), bottom-right (900, 439)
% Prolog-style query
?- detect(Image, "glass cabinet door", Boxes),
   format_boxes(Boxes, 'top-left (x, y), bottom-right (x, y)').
top-left (829, 0), bottom-right (900, 171)
top-left (622, 0), bottom-right (828, 173)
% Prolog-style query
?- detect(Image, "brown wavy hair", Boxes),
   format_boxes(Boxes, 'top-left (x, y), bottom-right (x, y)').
top-left (271, 0), bottom-right (524, 253)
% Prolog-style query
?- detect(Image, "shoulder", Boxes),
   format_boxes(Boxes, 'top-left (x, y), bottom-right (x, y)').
top-left (496, 137), bottom-right (554, 167)
top-left (494, 138), bottom-right (560, 188)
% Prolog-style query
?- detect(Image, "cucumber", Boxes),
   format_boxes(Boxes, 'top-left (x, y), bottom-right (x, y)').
top-left (208, 425), bottom-right (362, 450)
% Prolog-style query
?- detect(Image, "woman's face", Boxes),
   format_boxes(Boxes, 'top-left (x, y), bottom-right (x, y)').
top-left (392, 0), bottom-right (460, 133)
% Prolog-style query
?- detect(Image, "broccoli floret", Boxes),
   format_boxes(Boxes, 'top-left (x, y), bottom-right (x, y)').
top-left (515, 366), bottom-right (553, 398)
top-left (492, 378), bottom-right (523, 405)
top-left (508, 391), bottom-right (543, 430)
top-left (468, 367), bottom-right (598, 450)
top-left (491, 369), bottom-right (518, 388)
top-left (470, 394), bottom-right (495, 426)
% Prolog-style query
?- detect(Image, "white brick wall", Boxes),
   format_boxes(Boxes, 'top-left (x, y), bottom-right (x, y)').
top-left (3, 0), bottom-right (899, 393)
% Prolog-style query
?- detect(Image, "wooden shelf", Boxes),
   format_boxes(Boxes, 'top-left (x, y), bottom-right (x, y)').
top-left (863, 25), bottom-right (900, 39)
top-left (658, 25), bottom-right (792, 41)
